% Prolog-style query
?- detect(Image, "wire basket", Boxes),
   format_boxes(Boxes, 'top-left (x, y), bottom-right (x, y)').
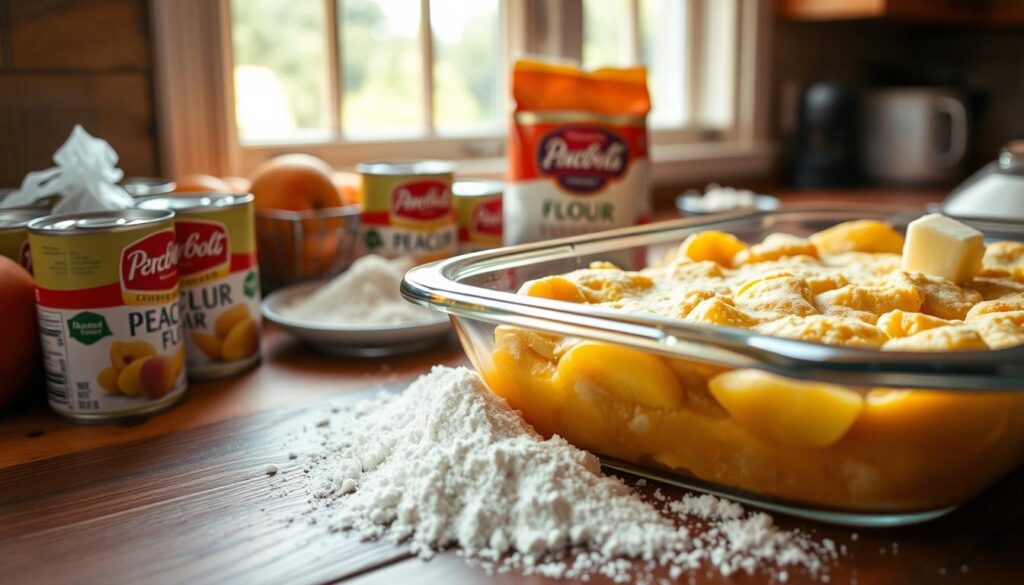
top-left (255, 205), bottom-right (362, 291)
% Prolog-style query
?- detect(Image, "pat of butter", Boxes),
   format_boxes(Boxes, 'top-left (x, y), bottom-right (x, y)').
top-left (901, 213), bottom-right (985, 283)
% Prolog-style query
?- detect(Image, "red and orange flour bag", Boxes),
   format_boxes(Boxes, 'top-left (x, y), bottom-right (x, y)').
top-left (506, 60), bottom-right (652, 244)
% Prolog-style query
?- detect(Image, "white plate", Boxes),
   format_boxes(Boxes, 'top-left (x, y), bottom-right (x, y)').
top-left (675, 193), bottom-right (780, 216)
top-left (261, 281), bottom-right (452, 357)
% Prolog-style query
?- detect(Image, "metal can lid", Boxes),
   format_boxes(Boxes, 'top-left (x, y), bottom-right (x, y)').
top-left (122, 177), bottom-right (177, 198)
top-left (453, 179), bottom-right (504, 198)
top-left (136, 192), bottom-right (254, 213)
top-left (28, 209), bottom-right (175, 235)
top-left (356, 159), bottom-right (456, 176)
top-left (0, 207), bottom-right (48, 230)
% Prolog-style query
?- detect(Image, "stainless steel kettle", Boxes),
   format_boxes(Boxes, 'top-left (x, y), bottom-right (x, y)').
top-left (941, 141), bottom-right (1024, 220)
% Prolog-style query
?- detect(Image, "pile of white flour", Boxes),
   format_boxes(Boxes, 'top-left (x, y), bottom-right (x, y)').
top-left (282, 254), bottom-right (433, 325)
top-left (296, 366), bottom-right (838, 582)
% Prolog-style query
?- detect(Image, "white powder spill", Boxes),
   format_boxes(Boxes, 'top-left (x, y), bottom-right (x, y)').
top-left (282, 254), bottom-right (434, 325)
top-left (293, 366), bottom-right (840, 582)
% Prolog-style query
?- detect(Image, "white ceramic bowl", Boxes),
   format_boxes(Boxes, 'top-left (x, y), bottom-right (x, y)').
top-left (261, 281), bottom-right (451, 357)
top-left (675, 193), bottom-right (781, 216)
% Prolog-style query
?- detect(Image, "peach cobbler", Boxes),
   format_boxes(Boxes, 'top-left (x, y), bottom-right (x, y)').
top-left (484, 217), bottom-right (1024, 512)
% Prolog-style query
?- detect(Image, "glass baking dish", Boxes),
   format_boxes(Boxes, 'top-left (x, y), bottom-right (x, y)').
top-left (402, 207), bottom-right (1024, 526)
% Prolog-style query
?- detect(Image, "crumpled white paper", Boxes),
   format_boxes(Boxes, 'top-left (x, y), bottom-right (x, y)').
top-left (1, 125), bottom-right (135, 213)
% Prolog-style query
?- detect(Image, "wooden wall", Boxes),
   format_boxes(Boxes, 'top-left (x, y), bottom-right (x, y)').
top-left (0, 0), bottom-right (158, 188)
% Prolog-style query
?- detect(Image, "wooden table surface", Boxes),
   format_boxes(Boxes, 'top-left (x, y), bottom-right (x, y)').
top-left (4, 189), bottom-right (1022, 585)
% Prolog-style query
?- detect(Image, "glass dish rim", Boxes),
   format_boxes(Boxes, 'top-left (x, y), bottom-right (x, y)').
top-left (402, 205), bottom-right (1024, 391)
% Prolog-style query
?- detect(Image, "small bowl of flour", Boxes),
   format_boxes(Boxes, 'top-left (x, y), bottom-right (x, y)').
top-left (262, 255), bottom-right (451, 356)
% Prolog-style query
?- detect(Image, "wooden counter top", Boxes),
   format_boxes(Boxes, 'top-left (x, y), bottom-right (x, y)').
top-left (3, 190), bottom-right (1020, 584)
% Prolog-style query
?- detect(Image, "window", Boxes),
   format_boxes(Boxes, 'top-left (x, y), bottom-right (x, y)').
top-left (231, 0), bottom-right (504, 143)
top-left (581, 0), bottom-right (735, 133)
top-left (151, 0), bottom-right (773, 182)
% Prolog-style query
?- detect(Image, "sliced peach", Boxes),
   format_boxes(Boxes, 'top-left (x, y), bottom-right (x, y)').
top-left (520, 276), bottom-right (587, 303)
top-left (557, 342), bottom-right (683, 410)
top-left (849, 389), bottom-right (1021, 453)
top-left (221, 318), bottom-right (259, 360)
top-left (192, 332), bottom-right (224, 360)
top-left (488, 328), bottom-right (563, 436)
top-left (810, 220), bottom-right (905, 255)
top-left (708, 369), bottom-right (864, 448)
top-left (214, 304), bottom-right (251, 338)
top-left (677, 231), bottom-right (747, 268)
top-left (109, 340), bottom-right (156, 372)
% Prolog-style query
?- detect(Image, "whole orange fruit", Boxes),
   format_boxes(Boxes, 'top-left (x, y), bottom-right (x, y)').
top-left (249, 154), bottom-right (343, 211)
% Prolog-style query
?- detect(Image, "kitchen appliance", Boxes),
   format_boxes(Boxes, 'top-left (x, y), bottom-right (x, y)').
top-left (792, 82), bottom-right (859, 187)
top-left (861, 88), bottom-right (969, 185)
top-left (403, 208), bottom-right (1024, 526)
top-left (942, 140), bottom-right (1024, 220)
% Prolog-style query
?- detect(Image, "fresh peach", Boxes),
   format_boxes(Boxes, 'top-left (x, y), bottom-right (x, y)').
top-left (299, 232), bottom-right (341, 278)
top-left (221, 319), bottom-right (259, 361)
top-left (174, 173), bottom-right (233, 193)
top-left (222, 176), bottom-right (252, 194)
top-left (332, 171), bottom-right (362, 205)
top-left (249, 154), bottom-right (342, 211)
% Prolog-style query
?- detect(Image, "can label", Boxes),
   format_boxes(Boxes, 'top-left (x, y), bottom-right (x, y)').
top-left (361, 174), bottom-right (457, 262)
top-left (29, 225), bottom-right (186, 417)
top-left (457, 194), bottom-right (503, 252)
top-left (175, 203), bottom-right (261, 378)
top-left (0, 228), bottom-right (32, 271)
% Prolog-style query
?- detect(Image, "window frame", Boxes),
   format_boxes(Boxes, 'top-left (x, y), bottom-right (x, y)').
top-left (150, 0), bottom-right (775, 184)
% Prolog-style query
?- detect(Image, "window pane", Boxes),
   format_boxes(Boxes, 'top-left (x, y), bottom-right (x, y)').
top-left (430, 0), bottom-right (501, 135)
top-left (700, 0), bottom-right (737, 129)
top-left (340, 0), bottom-right (424, 138)
top-left (231, 0), bottom-right (329, 141)
top-left (582, 0), bottom-right (633, 69)
top-left (641, 0), bottom-right (687, 128)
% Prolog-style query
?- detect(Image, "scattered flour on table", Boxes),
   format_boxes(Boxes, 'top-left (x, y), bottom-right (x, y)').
top-left (288, 366), bottom-right (839, 582)
top-left (281, 254), bottom-right (434, 325)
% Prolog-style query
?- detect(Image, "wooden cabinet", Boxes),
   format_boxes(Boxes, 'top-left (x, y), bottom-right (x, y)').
top-left (778, 0), bottom-right (1024, 25)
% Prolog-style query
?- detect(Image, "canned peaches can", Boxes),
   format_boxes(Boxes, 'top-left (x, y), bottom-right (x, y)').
top-left (0, 208), bottom-right (46, 271)
top-left (453, 179), bottom-right (503, 253)
top-left (137, 193), bottom-right (261, 380)
top-left (357, 160), bottom-right (457, 262)
top-left (27, 210), bottom-right (186, 423)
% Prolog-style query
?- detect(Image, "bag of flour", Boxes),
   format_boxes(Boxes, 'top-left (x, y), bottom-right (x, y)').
top-left (505, 60), bottom-right (651, 244)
